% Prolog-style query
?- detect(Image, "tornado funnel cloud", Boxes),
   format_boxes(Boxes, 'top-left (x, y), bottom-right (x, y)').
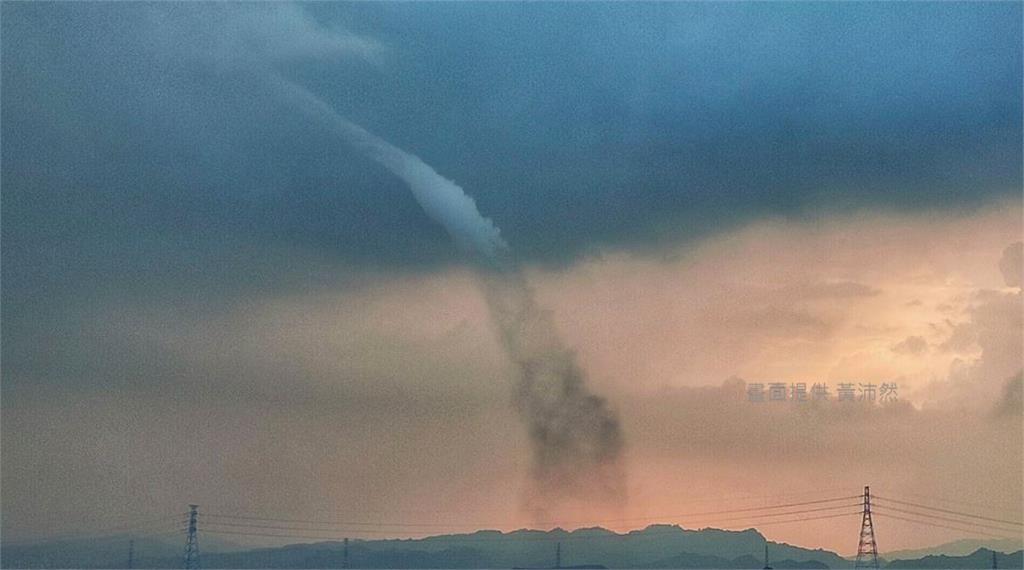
top-left (280, 76), bottom-right (626, 510)
top-left (274, 77), bottom-right (508, 260)
top-left (481, 269), bottom-right (626, 511)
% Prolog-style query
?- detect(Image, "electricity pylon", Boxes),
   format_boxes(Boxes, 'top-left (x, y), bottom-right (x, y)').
top-left (854, 486), bottom-right (879, 569)
top-left (184, 504), bottom-right (200, 570)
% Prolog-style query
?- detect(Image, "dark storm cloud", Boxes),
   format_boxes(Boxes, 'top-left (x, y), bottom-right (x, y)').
top-left (1, 1), bottom-right (1021, 394)
top-left (345, 2), bottom-right (1021, 260)
top-left (3, 2), bottom-right (1021, 291)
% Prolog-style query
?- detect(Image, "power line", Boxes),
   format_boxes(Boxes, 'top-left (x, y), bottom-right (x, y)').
top-left (203, 514), bottom-right (474, 529)
top-left (204, 487), bottom-right (855, 518)
top-left (203, 495), bottom-right (860, 530)
top-left (872, 512), bottom-right (1021, 540)
top-left (17, 489), bottom-right (1021, 556)
top-left (744, 511), bottom-right (862, 528)
top-left (871, 505), bottom-right (1022, 533)
top-left (571, 495), bottom-right (861, 524)
top-left (202, 522), bottom-right (438, 535)
top-left (2, 516), bottom-right (188, 546)
top-left (201, 529), bottom-right (354, 541)
top-left (200, 511), bottom-right (863, 544)
top-left (881, 490), bottom-right (1023, 516)
top-left (200, 527), bottom-right (709, 543)
top-left (3, 527), bottom-right (188, 549)
top-left (203, 504), bottom-right (858, 536)
top-left (681, 503), bottom-right (862, 525)
top-left (0, 493), bottom-right (859, 551)
top-left (873, 496), bottom-right (1023, 527)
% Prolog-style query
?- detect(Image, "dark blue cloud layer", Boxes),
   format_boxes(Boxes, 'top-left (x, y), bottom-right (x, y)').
top-left (3, 2), bottom-right (1021, 304)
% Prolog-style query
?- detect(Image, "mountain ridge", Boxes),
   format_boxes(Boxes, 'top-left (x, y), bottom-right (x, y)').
top-left (3, 525), bottom-right (1021, 568)
top-left (883, 538), bottom-right (1023, 561)
top-left (0, 525), bottom-right (848, 568)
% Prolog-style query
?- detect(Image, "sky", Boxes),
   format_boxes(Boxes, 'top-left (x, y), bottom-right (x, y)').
top-left (2, 1), bottom-right (1022, 555)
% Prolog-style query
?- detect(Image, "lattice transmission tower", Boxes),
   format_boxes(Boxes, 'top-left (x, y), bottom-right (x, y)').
top-left (854, 486), bottom-right (879, 569)
top-left (184, 504), bottom-right (201, 569)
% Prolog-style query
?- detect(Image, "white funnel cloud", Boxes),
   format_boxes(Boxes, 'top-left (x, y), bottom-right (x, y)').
top-left (275, 75), bottom-right (625, 512)
top-left (274, 78), bottom-right (508, 261)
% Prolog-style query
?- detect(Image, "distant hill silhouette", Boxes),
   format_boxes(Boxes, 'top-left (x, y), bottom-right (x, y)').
top-left (885, 548), bottom-right (1023, 569)
top-left (0, 533), bottom-right (240, 569)
top-left (1, 525), bottom-right (850, 569)
top-left (205, 525), bottom-right (851, 569)
top-left (9, 526), bottom-right (1021, 568)
top-left (641, 551), bottom-right (829, 568)
top-left (883, 538), bottom-right (1023, 561)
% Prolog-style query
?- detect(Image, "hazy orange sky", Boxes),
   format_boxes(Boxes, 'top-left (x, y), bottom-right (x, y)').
top-left (4, 203), bottom-right (1020, 554)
